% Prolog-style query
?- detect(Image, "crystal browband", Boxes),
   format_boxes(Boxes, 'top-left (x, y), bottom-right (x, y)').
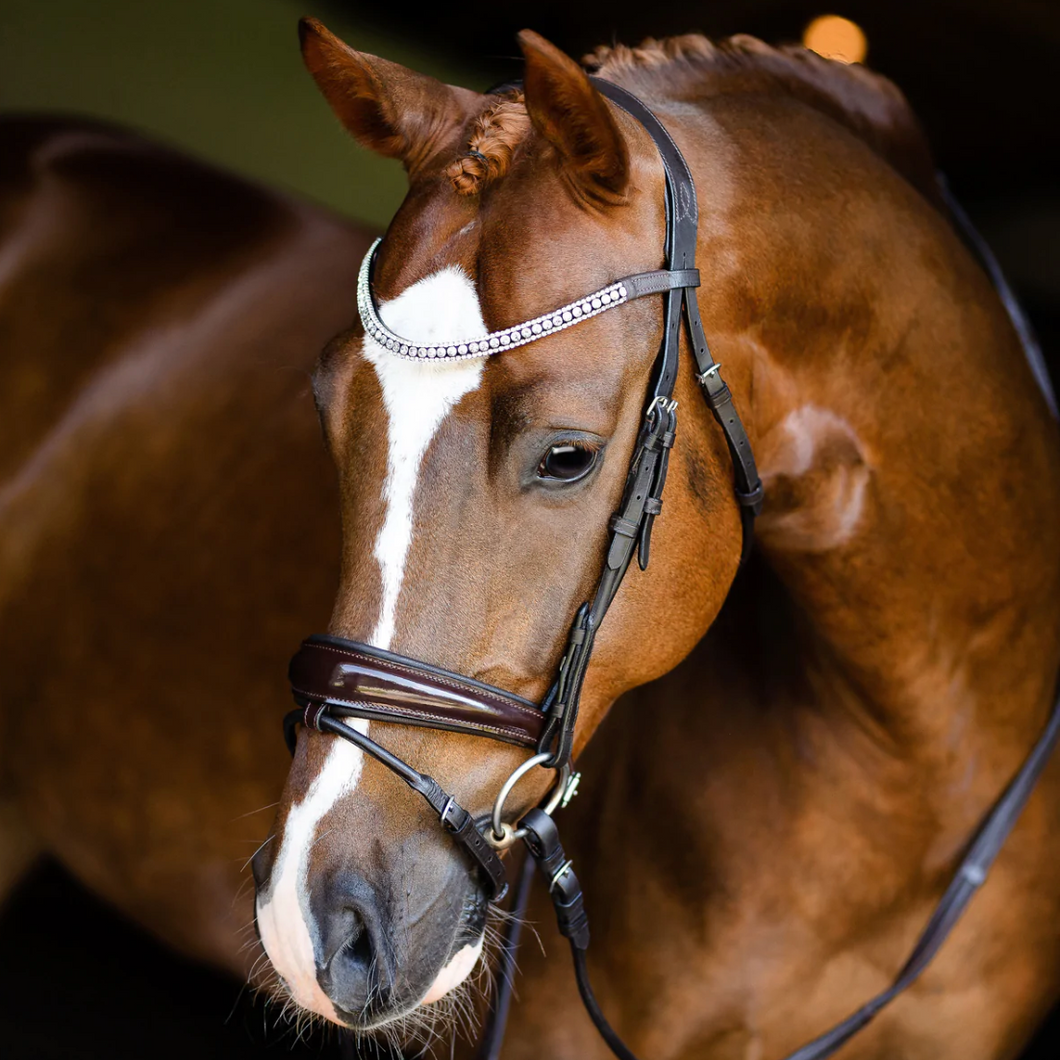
top-left (357, 238), bottom-right (700, 362)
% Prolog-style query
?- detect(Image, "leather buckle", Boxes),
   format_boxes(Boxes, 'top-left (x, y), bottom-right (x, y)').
top-left (695, 362), bottom-right (722, 385)
top-left (439, 796), bottom-right (458, 830)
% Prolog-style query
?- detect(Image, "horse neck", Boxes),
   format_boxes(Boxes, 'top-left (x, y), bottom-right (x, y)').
top-left (678, 90), bottom-right (1060, 786)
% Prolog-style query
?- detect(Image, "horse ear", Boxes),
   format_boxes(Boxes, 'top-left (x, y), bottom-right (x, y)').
top-left (299, 18), bottom-right (479, 172)
top-left (517, 30), bottom-right (629, 201)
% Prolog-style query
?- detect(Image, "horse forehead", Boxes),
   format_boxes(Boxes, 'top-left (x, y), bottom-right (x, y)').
top-left (362, 264), bottom-right (491, 437)
top-left (377, 262), bottom-right (485, 339)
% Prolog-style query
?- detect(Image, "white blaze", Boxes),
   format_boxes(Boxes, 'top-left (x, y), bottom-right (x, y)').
top-left (255, 729), bottom-right (367, 1023)
top-left (364, 268), bottom-right (488, 649)
top-left (256, 265), bottom-right (489, 1022)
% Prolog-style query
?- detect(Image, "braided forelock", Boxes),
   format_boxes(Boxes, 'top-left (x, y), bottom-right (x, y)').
top-left (446, 92), bottom-right (531, 195)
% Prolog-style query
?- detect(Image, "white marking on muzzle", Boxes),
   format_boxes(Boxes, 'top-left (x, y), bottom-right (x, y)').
top-left (255, 721), bottom-right (368, 1024)
top-left (256, 265), bottom-right (489, 1022)
top-left (420, 937), bottom-right (485, 1005)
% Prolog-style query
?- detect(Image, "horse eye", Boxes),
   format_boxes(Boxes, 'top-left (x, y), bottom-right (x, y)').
top-left (538, 443), bottom-right (599, 483)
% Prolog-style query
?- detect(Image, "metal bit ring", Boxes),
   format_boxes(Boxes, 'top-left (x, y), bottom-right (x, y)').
top-left (487, 752), bottom-right (571, 849)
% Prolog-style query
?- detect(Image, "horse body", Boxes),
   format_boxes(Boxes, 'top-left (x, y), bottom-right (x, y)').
top-left (0, 115), bottom-right (373, 970)
top-left (252, 23), bottom-right (1060, 1060)
top-left (505, 55), bottom-right (1060, 1059)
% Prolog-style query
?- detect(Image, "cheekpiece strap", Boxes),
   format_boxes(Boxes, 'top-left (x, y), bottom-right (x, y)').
top-left (535, 78), bottom-right (765, 771)
top-left (589, 77), bottom-right (763, 558)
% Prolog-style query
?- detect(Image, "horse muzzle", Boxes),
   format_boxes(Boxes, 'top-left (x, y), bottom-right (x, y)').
top-left (253, 788), bottom-right (490, 1028)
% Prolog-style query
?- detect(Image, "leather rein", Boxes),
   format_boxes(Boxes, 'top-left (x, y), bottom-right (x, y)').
top-left (281, 78), bottom-right (1060, 1060)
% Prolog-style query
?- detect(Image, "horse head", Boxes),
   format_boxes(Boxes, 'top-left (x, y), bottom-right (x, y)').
top-left (252, 19), bottom-right (746, 1035)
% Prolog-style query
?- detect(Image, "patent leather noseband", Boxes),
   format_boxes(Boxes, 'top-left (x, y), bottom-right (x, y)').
top-left (281, 77), bottom-right (1060, 1060)
top-left (287, 637), bottom-right (545, 751)
top-left (284, 636), bottom-right (554, 901)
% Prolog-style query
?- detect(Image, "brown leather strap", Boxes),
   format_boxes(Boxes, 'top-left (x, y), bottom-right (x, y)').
top-left (288, 635), bottom-right (546, 749)
top-left (620, 268), bottom-right (700, 297)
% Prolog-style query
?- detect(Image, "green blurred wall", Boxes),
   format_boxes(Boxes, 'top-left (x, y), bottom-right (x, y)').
top-left (0, 0), bottom-right (487, 227)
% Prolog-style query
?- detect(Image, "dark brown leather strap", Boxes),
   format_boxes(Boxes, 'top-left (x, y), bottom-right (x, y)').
top-left (284, 704), bottom-right (511, 899)
top-left (620, 268), bottom-right (700, 297)
top-left (288, 635), bottom-right (546, 749)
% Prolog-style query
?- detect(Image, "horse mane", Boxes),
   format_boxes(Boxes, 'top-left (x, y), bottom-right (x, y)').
top-left (447, 34), bottom-right (943, 210)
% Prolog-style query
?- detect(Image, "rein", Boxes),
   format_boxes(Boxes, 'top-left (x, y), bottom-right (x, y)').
top-left (281, 76), bottom-right (1060, 1060)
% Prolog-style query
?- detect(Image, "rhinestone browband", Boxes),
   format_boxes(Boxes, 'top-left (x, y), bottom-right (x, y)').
top-left (357, 238), bottom-right (632, 361)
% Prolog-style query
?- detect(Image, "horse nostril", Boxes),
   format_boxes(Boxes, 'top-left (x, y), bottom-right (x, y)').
top-left (315, 881), bottom-right (391, 1013)
top-left (341, 910), bottom-right (373, 971)
top-left (250, 843), bottom-right (272, 892)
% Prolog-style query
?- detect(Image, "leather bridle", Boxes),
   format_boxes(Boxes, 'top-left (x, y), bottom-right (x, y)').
top-left (281, 78), bottom-right (1060, 1060)
top-left (285, 75), bottom-right (762, 902)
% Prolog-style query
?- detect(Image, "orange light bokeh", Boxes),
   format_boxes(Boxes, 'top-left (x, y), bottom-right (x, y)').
top-left (803, 14), bottom-right (868, 65)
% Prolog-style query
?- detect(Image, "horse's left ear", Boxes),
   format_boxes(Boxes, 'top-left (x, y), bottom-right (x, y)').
top-left (299, 17), bottom-right (481, 174)
top-left (518, 30), bottom-right (629, 202)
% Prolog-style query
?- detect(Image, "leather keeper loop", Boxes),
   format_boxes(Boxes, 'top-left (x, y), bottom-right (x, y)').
top-left (736, 481), bottom-right (764, 511)
top-left (304, 701), bottom-right (328, 732)
top-left (609, 514), bottom-right (641, 539)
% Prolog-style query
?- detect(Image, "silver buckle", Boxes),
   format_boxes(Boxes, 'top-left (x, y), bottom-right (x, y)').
top-left (549, 859), bottom-right (574, 893)
top-left (696, 362), bottom-right (722, 385)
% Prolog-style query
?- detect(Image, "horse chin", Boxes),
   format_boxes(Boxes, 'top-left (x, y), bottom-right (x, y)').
top-left (331, 932), bottom-right (486, 1036)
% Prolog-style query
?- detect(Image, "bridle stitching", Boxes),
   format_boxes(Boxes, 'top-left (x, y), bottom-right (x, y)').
top-left (291, 689), bottom-right (533, 743)
top-left (303, 641), bottom-right (541, 717)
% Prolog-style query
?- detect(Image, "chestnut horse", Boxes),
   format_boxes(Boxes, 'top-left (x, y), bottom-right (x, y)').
top-left (0, 114), bottom-right (372, 968)
top-left (1, 18), bottom-right (1058, 1060)
top-left (251, 20), bottom-right (1060, 1060)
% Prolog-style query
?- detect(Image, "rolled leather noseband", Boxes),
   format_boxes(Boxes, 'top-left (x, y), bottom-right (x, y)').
top-left (286, 634), bottom-right (545, 751)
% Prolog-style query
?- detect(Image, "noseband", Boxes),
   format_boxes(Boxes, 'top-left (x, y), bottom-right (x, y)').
top-left (281, 78), bottom-right (1060, 1060)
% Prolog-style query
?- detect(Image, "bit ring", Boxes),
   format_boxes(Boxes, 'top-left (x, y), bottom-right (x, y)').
top-left (487, 752), bottom-right (571, 849)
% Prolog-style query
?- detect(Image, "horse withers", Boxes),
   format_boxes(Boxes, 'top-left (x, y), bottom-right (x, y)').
top-left (252, 19), bottom-right (1060, 1060)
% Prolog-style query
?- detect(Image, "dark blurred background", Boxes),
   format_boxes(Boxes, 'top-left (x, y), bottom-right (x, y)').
top-left (1, 0), bottom-right (1058, 1056)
